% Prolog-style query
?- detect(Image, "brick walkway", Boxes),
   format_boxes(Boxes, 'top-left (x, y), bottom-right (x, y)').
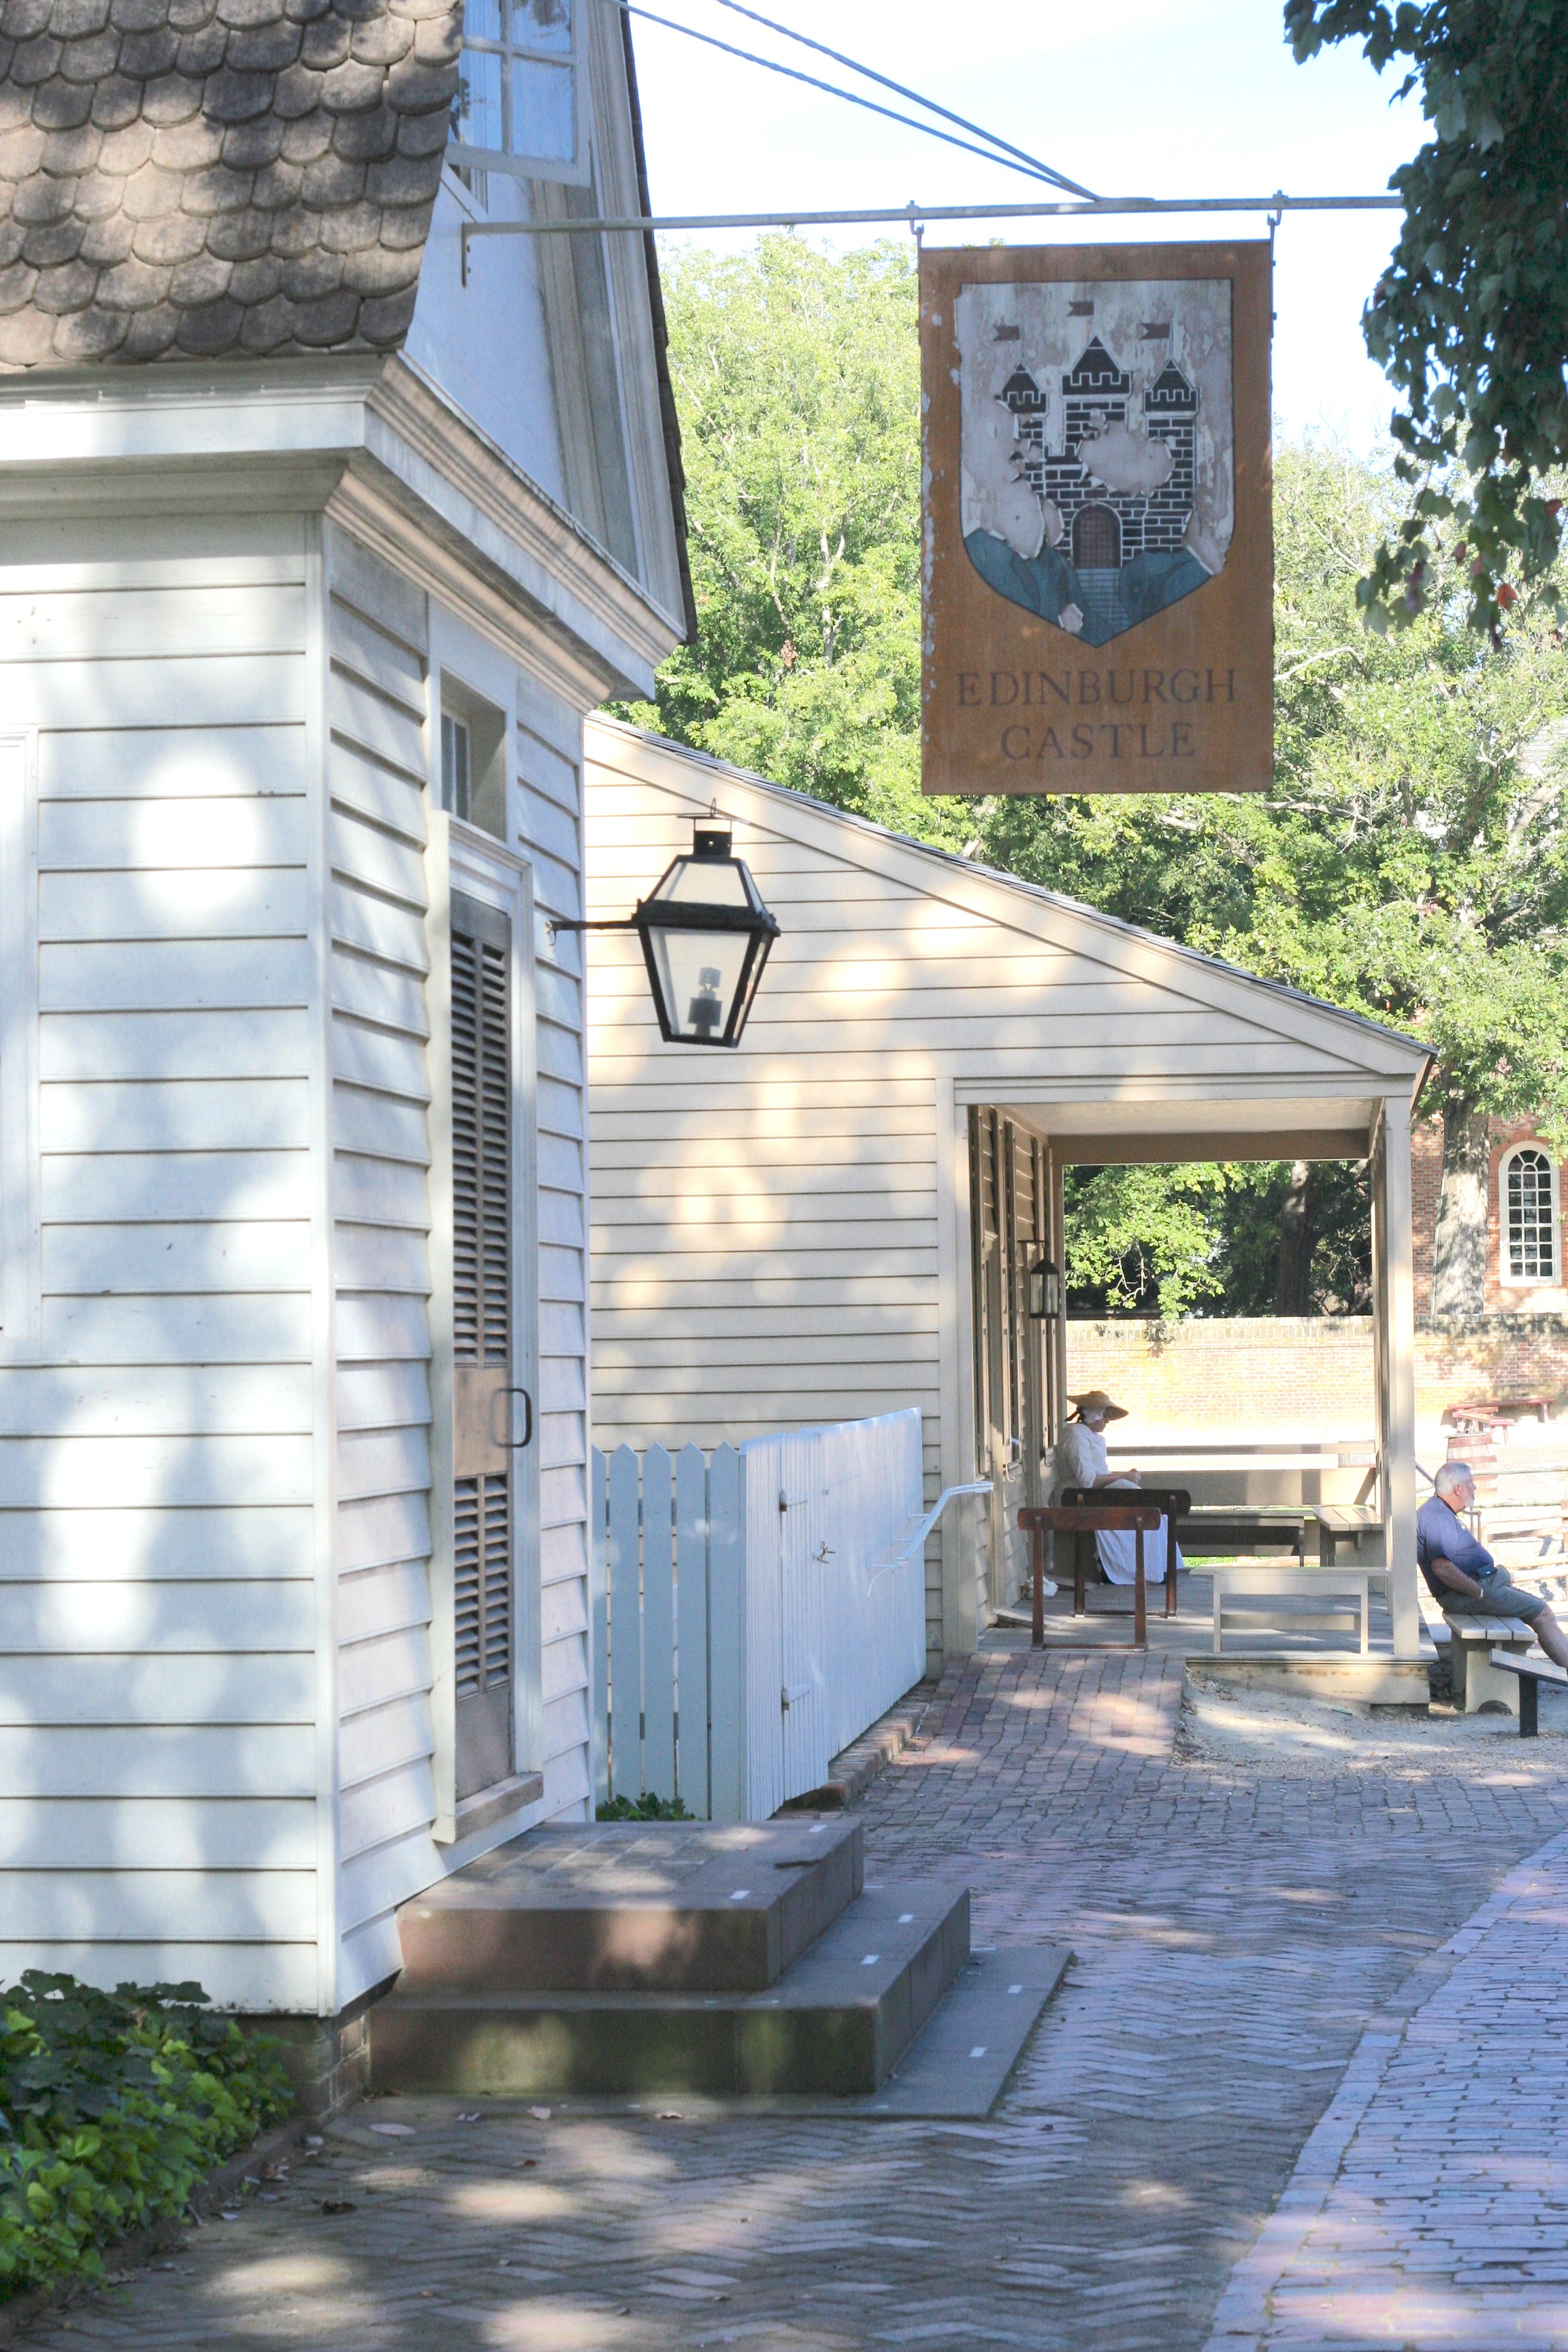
top-left (14, 1648), bottom-right (1568, 2351)
top-left (1205, 1827), bottom-right (1568, 2351)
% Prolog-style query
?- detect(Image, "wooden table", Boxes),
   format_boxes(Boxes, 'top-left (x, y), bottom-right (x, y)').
top-left (1177, 1508), bottom-right (1309, 1563)
top-left (1207, 1561), bottom-right (1373, 1655)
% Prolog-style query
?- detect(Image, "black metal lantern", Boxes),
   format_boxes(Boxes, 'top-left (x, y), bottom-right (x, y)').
top-left (1027, 1259), bottom-right (1063, 1320)
top-left (553, 818), bottom-right (780, 1048)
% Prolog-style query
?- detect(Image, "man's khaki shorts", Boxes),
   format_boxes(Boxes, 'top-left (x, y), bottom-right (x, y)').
top-left (1465, 1568), bottom-right (1548, 1625)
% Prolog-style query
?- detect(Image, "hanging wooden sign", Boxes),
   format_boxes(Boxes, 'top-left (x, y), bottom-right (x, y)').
top-left (920, 240), bottom-right (1273, 796)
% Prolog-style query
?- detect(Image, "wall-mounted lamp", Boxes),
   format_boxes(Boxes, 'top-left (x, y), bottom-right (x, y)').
top-left (1027, 1259), bottom-right (1064, 1320)
top-left (551, 818), bottom-right (781, 1048)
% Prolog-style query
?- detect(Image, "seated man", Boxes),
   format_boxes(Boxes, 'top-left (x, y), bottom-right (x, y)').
top-left (1417, 1460), bottom-right (1568, 1670)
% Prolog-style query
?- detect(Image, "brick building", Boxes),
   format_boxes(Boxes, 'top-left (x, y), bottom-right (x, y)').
top-left (1412, 1117), bottom-right (1567, 1314)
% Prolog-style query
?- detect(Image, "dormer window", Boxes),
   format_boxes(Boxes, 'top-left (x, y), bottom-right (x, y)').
top-left (450, 0), bottom-right (589, 184)
top-left (1501, 1144), bottom-right (1558, 1285)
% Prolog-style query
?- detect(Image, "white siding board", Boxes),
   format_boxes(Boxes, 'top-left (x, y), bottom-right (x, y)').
top-left (44, 1151), bottom-right (310, 1224)
top-left (44, 1221), bottom-right (313, 1296)
top-left (0, 1506), bottom-right (311, 1581)
top-left (0, 1580), bottom-right (312, 1652)
top-left (0, 1872), bottom-right (316, 1942)
top-left (40, 941), bottom-right (310, 1013)
top-left (329, 882), bottom-right (429, 973)
top-left (0, 1655), bottom-right (314, 1725)
top-left (336, 1293), bottom-right (431, 1362)
top-left (43, 1293), bottom-right (312, 1365)
top-left (328, 738), bottom-right (427, 845)
top-left (338, 1758), bottom-right (436, 1861)
top-left (336, 1361), bottom-right (431, 1432)
top-left (39, 868), bottom-right (310, 943)
top-left (0, 1798), bottom-right (315, 1871)
top-left (40, 1079), bottom-right (311, 1154)
top-left (0, 1944), bottom-right (318, 2014)
top-left (39, 797), bottom-right (308, 872)
top-left (339, 1559), bottom-right (431, 1647)
top-left (0, 1433), bottom-right (312, 1507)
top-left (329, 809), bottom-right (427, 909)
top-left (338, 1626), bottom-right (431, 1720)
top-left (330, 951), bottom-right (429, 1039)
top-left (0, 587), bottom-right (306, 662)
top-left (338, 1690), bottom-right (434, 1789)
top-left (0, 1364), bottom-right (310, 1435)
top-left (0, 1725), bottom-right (316, 1799)
top-left (41, 1009), bottom-right (310, 1083)
top-left (41, 725), bottom-right (306, 800)
top-left (331, 1089), bottom-right (430, 1167)
top-left (338, 1491), bottom-right (431, 1578)
top-left (15, 654), bottom-right (305, 731)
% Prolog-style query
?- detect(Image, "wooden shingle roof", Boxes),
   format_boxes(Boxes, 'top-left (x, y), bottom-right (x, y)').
top-left (0, 0), bottom-right (461, 366)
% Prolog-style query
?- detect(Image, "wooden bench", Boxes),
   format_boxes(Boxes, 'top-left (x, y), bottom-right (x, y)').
top-left (1487, 1648), bottom-right (1567, 1737)
top-left (1313, 1505), bottom-right (1383, 1564)
top-left (1208, 1561), bottom-right (1373, 1655)
top-left (1443, 1615), bottom-right (1537, 1714)
top-left (1019, 1502), bottom-right (1163, 1649)
top-left (1058, 1485), bottom-right (1190, 1620)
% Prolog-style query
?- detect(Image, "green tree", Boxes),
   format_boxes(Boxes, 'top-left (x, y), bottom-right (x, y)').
top-left (988, 439), bottom-right (1568, 1312)
top-left (1284, 1), bottom-right (1568, 634)
top-left (623, 235), bottom-right (970, 849)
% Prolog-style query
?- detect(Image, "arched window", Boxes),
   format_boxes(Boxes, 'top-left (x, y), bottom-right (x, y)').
top-left (1501, 1145), bottom-right (1558, 1284)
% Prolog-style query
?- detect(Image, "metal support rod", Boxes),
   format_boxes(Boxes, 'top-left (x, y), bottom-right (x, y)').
top-left (460, 189), bottom-right (1402, 260)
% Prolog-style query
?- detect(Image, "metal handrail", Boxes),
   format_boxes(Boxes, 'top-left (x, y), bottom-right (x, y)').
top-left (866, 1480), bottom-right (992, 1590)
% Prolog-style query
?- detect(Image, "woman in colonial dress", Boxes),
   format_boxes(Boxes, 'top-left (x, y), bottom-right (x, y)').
top-left (1052, 1388), bottom-right (1186, 1586)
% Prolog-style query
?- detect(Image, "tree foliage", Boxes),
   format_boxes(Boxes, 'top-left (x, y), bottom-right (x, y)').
top-left (1284, 0), bottom-right (1568, 635)
top-left (623, 236), bottom-right (972, 849)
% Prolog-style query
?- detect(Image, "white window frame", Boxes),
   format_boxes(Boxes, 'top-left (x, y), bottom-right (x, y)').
top-left (0, 732), bottom-right (39, 1354)
top-left (1500, 1142), bottom-right (1561, 1288)
top-left (447, 0), bottom-right (591, 186)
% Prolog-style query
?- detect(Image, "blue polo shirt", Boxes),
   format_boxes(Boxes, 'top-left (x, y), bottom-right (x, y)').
top-left (1416, 1494), bottom-right (1496, 1599)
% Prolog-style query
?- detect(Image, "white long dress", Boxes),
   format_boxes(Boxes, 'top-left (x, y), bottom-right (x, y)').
top-left (1052, 1422), bottom-right (1186, 1586)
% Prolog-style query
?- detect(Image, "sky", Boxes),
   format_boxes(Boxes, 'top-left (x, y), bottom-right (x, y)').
top-left (627, 0), bottom-right (1427, 449)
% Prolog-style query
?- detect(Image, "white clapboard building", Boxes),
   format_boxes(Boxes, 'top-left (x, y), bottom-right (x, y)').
top-left (0, 0), bottom-right (688, 2088)
top-left (584, 719), bottom-right (1433, 1675)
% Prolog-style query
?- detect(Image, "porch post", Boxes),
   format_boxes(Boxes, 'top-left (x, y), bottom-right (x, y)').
top-left (1047, 1153), bottom-right (1067, 1451)
top-left (1373, 1094), bottom-right (1420, 1656)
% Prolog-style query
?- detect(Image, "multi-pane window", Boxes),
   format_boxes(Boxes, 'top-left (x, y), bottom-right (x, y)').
top-left (441, 712), bottom-right (471, 824)
top-left (1503, 1146), bottom-right (1556, 1283)
top-left (449, 0), bottom-right (587, 182)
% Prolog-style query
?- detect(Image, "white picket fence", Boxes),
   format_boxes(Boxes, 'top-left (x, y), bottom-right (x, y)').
top-left (591, 1409), bottom-right (987, 1820)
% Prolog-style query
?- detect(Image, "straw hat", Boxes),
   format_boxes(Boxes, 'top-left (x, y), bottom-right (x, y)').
top-left (1067, 1388), bottom-right (1128, 1423)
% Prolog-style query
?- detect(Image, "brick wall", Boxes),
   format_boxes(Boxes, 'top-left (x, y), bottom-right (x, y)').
top-left (1066, 1316), bottom-right (1568, 1430)
top-left (1412, 1115), bottom-right (1567, 1313)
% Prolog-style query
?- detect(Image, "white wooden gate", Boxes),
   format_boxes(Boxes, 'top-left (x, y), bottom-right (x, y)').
top-left (591, 1411), bottom-right (984, 1820)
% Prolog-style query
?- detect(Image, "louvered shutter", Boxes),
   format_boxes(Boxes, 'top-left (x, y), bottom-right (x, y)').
top-left (451, 891), bottom-right (514, 1800)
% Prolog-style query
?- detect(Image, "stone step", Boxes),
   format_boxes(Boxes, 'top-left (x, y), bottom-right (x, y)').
top-left (370, 1882), bottom-right (970, 2097)
top-left (394, 1817), bottom-right (862, 1995)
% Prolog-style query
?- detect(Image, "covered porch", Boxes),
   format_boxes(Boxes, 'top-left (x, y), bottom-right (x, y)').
top-left (955, 1079), bottom-right (1429, 1676)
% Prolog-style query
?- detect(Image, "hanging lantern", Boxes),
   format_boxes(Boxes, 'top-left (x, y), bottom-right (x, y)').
top-left (553, 818), bottom-right (780, 1048)
top-left (1028, 1259), bottom-right (1063, 1320)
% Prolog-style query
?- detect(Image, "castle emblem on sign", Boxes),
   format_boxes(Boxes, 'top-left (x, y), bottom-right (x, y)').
top-left (955, 280), bottom-right (1234, 647)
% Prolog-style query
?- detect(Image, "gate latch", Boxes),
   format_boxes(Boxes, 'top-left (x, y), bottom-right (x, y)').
top-left (781, 1682), bottom-right (811, 1710)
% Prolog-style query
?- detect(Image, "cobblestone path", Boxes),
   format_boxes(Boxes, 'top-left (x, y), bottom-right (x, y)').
top-left (1205, 1827), bottom-right (1568, 2351)
top-left (16, 1648), bottom-right (1568, 2352)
